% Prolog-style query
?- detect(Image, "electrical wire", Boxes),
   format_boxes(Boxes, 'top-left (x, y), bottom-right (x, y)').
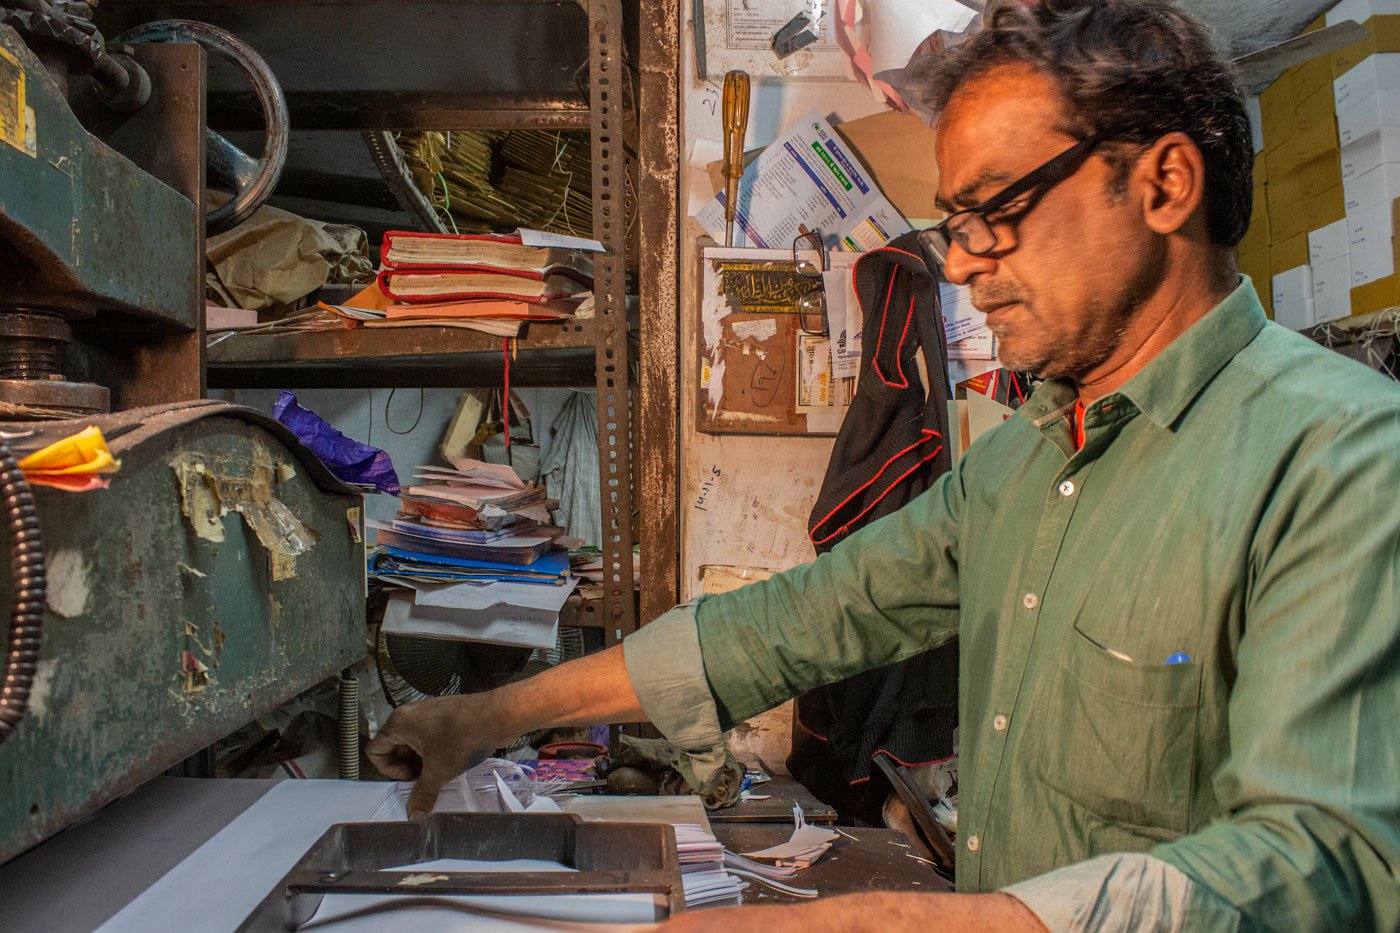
top-left (384, 387), bottom-right (426, 435)
top-left (0, 440), bottom-right (44, 747)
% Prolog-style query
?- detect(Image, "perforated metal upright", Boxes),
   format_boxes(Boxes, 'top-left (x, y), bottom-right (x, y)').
top-left (588, 0), bottom-right (637, 644)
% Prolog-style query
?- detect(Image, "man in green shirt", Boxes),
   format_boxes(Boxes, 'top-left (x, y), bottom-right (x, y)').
top-left (369, 1), bottom-right (1400, 928)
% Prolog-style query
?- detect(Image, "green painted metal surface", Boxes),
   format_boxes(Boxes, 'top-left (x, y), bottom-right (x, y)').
top-left (0, 25), bottom-right (197, 324)
top-left (0, 410), bottom-right (364, 862)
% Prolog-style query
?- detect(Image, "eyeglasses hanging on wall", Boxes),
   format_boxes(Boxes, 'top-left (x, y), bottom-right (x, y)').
top-left (792, 229), bottom-right (829, 336)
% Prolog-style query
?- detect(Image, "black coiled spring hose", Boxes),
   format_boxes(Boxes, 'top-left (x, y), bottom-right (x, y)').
top-left (0, 440), bottom-right (43, 747)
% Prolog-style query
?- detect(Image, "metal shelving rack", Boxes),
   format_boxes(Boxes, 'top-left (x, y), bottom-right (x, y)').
top-left (98, 0), bottom-right (644, 641)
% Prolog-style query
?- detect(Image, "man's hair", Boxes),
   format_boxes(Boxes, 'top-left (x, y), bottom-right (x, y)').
top-left (919, 0), bottom-right (1252, 246)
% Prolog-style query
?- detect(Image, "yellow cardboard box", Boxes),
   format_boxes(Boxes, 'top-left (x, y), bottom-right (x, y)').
top-left (1297, 151), bottom-right (1344, 201)
top-left (1294, 83), bottom-right (1337, 139)
top-left (1332, 15), bottom-right (1400, 78)
top-left (1270, 232), bottom-right (1309, 275)
top-left (1350, 272), bottom-right (1400, 315)
top-left (1305, 183), bottom-right (1346, 229)
top-left (1260, 78), bottom-right (1298, 147)
top-left (1292, 114), bottom-right (1338, 164)
top-left (1290, 57), bottom-right (1333, 107)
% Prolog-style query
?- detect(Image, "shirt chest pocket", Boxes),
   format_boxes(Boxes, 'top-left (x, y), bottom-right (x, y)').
top-left (1027, 625), bottom-right (1201, 834)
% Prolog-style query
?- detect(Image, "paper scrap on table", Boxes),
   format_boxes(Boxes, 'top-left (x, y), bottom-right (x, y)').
top-left (741, 803), bottom-right (840, 867)
top-left (517, 228), bottom-right (605, 253)
top-left (17, 425), bottom-right (120, 491)
top-left (695, 109), bottom-right (911, 252)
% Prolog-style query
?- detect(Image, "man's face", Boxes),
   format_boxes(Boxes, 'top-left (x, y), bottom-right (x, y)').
top-left (934, 64), bottom-right (1164, 380)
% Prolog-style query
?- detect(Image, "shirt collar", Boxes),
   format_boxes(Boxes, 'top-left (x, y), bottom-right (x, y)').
top-left (1018, 276), bottom-right (1266, 430)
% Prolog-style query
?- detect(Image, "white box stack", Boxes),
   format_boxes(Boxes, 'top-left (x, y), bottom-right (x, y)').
top-left (1272, 265), bottom-right (1316, 330)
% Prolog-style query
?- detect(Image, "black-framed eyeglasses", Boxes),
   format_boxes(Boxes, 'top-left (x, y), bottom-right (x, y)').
top-left (792, 229), bottom-right (829, 336)
top-left (922, 133), bottom-right (1108, 264)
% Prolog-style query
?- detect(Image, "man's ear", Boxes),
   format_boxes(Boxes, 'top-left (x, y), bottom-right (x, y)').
top-left (1135, 131), bottom-right (1206, 236)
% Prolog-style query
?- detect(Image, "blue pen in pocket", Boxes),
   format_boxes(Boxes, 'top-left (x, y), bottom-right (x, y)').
top-left (1163, 651), bottom-right (1191, 666)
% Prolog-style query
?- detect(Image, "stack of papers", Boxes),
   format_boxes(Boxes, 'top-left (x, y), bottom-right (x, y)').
top-left (378, 576), bottom-right (578, 651)
top-left (674, 824), bottom-right (744, 908)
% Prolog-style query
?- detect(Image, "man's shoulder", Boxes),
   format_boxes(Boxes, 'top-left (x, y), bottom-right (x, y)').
top-left (1230, 321), bottom-right (1400, 423)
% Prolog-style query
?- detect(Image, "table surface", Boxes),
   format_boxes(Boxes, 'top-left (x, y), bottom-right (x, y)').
top-left (713, 823), bottom-right (952, 904)
top-left (0, 776), bottom-right (917, 931)
top-left (708, 775), bottom-right (838, 825)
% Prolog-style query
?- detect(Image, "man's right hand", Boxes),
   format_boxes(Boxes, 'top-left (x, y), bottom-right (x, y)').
top-left (366, 693), bottom-right (510, 819)
top-left (365, 644), bottom-right (650, 819)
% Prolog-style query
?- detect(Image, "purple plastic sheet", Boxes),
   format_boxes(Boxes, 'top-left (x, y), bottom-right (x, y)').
top-left (272, 391), bottom-right (401, 495)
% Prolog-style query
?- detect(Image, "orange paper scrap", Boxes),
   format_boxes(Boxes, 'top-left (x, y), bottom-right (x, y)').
top-left (18, 425), bottom-right (121, 492)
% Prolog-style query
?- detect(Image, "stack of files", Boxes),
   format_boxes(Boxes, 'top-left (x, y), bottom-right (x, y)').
top-left (378, 575), bottom-right (578, 650)
top-left (318, 282), bottom-right (578, 339)
top-left (371, 229), bottom-right (593, 320)
top-left (373, 459), bottom-right (572, 587)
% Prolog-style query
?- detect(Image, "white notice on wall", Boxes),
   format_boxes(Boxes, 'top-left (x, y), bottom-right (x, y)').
top-left (695, 109), bottom-right (911, 252)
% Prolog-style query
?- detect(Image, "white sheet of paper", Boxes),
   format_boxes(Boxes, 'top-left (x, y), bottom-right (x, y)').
top-left (828, 251), bottom-right (863, 377)
top-left (381, 590), bottom-right (562, 651)
top-left (940, 281), bottom-right (995, 360)
top-left (695, 109), bottom-right (911, 252)
top-left (867, 0), bottom-right (977, 75)
top-left (516, 229), bottom-right (605, 253)
top-left (407, 576), bottom-right (579, 613)
top-left (97, 781), bottom-right (396, 932)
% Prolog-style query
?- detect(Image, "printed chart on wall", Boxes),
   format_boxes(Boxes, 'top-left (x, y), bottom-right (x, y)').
top-left (697, 247), bottom-right (855, 435)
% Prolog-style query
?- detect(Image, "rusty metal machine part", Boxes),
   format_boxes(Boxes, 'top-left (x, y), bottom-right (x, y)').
top-left (114, 19), bottom-right (288, 235)
top-left (1, 0), bottom-right (149, 109)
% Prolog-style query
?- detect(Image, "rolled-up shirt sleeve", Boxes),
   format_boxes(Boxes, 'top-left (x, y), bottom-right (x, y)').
top-left (622, 599), bottom-right (723, 751)
top-left (1003, 853), bottom-right (1239, 932)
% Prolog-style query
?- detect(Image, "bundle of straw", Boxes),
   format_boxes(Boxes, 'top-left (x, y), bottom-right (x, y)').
top-left (401, 130), bottom-right (593, 236)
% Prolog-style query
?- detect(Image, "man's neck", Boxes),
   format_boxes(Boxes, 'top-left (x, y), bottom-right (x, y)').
top-left (1075, 254), bottom-right (1237, 404)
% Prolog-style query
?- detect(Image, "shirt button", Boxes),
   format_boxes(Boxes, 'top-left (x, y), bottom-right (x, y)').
top-left (993, 714), bottom-right (1008, 732)
top-left (967, 835), bottom-right (981, 852)
top-left (1059, 480), bottom-right (1075, 497)
top-left (1023, 592), bottom-right (1038, 610)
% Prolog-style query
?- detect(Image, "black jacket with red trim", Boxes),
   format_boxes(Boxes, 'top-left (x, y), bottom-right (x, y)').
top-left (788, 230), bottom-right (960, 825)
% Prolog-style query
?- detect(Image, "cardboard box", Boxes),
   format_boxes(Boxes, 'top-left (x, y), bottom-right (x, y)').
top-left (1313, 252), bottom-right (1352, 300)
top-left (1340, 123), bottom-right (1400, 179)
top-left (1349, 269), bottom-right (1400, 313)
top-left (1298, 150), bottom-right (1345, 199)
top-left (1306, 183), bottom-right (1348, 229)
top-left (1343, 160), bottom-right (1400, 211)
top-left (1260, 78), bottom-right (1298, 147)
top-left (1292, 56), bottom-right (1335, 105)
top-left (1271, 232), bottom-right (1311, 274)
top-left (1240, 204), bottom-right (1271, 255)
top-left (1273, 264), bottom-right (1315, 306)
top-left (1333, 52), bottom-right (1400, 110)
top-left (1347, 198), bottom-right (1396, 283)
top-left (1315, 289), bottom-right (1354, 323)
top-left (1296, 86), bottom-right (1338, 141)
top-left (1336, 88), bottom-right (1400, 145)
top-left (1309, 217), bottom-right (1351, 262)
top-left (1273, 297), bottom-right (1316, 330)
top-left (1331, 15), bottom-right (1400, 78)
top-left (1294, 99), bottom-right (1340, 157)
top-left (1276, 194), bottom-right (1312, 240)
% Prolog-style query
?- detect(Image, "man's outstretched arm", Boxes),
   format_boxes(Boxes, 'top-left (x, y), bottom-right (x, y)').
top-left (366, 643), bottom-right (642, 818)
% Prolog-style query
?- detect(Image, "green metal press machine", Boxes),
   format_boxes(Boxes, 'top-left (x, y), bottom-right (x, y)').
top-left (0, 3), bottom-right (364, 864)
